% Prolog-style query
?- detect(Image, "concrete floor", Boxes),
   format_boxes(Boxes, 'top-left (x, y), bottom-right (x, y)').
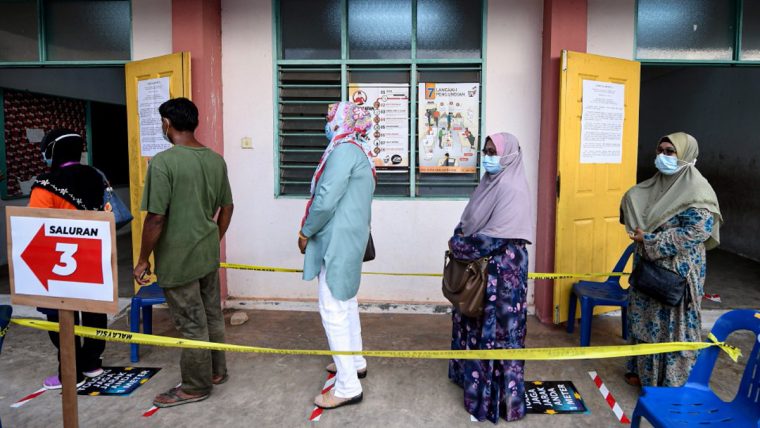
top-left (1, 308), bottom-right (757, 427)
top-left (703, 249), bottom-right (760, 310)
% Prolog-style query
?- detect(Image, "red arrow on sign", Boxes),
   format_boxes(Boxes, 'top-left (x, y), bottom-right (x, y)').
top-left (20, 225), bottom-right (104, 291)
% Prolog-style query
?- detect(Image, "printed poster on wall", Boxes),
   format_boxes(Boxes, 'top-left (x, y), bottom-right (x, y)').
top-left (348, 83), bottom-right (409, 169)
top-left (138, 77), bottom-right (171, 157)
top-left (417, 83), bottom-right (480, 173)
top-left (579, 80), bottom-right (625, 164)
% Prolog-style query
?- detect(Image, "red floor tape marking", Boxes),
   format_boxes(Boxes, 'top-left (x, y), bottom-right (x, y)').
top-left (309, 373), bottom-right (336, 422)
top-left (589, 371), bottom-right (630, 424)
top-left (142, 406), bottom-right (159, 417)
top-left (11, 388), bottom-right (47, 408)
top-left (142, 382), bottom-right (181, 418)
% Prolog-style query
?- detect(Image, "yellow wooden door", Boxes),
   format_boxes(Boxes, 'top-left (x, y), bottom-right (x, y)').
top-left (553, 51), bottom-right (640, 324)
top-left (125, 52), bottom-right (191, 290)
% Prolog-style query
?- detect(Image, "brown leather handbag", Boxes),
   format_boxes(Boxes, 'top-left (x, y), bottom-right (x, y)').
top-left (442, 251), bottom-right (489, 318)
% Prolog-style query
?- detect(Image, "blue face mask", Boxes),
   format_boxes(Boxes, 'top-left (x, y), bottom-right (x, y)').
top-left (482, 155), bottom-right (503, 174)
top-left (654, 154), bottom-right (680, 175)
top-left (325, 122), bottom-right (336, 141)
top-left (43, 155), bottom-right (53, 167)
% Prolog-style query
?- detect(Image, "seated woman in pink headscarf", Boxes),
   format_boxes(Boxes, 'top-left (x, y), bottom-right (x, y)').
top-left (448, 132), bottom-right (534, 423)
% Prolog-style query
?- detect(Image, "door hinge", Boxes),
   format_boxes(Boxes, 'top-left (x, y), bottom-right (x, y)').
top-left (556, 174), bottom-right (560, 199)
top-left (554, 305), bottom-right (560, 322)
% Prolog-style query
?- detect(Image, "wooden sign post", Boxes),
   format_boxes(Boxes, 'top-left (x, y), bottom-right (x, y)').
top-left (6, 207), bottom-right (117, 428)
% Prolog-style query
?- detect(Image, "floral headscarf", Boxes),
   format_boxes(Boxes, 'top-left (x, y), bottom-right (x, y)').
top-left (302, 102), bottom-right (376, 226)
top-left (309, 102), bottom-right (376, 194)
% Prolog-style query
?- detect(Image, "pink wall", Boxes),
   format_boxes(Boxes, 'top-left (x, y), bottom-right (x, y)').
top-left (172, 0), bottom-right (228, 297)
top-left (534, 0), bottom-right (587, 324)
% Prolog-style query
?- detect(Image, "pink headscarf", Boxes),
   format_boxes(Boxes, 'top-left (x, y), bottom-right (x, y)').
top-left (302, 102), bottom-right (376, 226)
top-left (459, 132), bottom-right (534, 242)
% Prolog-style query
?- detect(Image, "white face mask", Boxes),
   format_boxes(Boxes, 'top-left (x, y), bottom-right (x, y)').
top-left (162, 120), bottom-right (172, 144)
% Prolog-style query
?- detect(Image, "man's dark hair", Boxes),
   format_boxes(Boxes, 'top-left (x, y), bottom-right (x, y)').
top-left (159, 97), bottom-right (199, 132)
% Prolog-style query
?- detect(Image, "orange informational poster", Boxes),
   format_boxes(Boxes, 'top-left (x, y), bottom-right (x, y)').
top-left (6, 207), bottom-right (118, 314)
top-left (418, 83), bottom-right (480, 173)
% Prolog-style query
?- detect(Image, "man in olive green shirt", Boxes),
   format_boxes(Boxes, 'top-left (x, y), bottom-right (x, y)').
top-left (133, 98), bottom-right (234, 408)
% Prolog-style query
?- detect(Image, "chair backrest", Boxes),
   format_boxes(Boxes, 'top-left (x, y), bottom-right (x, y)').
top-left (0, 305), bottom-right (12, 355)
top-left (686, 309), bottom-right (760, 406)
top-left (607, 243), bottom-right (636, 284)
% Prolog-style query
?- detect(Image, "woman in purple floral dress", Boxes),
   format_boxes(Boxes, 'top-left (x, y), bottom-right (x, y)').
top-left (448, 133), bottom-right (534, 423)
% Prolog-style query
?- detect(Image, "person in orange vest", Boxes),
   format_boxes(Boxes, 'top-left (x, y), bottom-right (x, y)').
top-left (29, 129), bottom-right (108, 390)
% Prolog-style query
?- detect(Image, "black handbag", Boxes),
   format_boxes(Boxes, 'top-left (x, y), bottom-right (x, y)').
top-left (441, 251), bottom-right (489, 318)
top-left (363, 232), bottom-right (375, 262)
top-left (629, 258), bottom-right (688, 306)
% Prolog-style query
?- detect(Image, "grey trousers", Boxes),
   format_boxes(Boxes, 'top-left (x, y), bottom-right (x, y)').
top-left (163, 270), bottom-right (227, 395)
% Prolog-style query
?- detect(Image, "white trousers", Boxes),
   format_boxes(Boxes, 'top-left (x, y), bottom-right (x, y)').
top-left (318, 266), bottom-right (366, 398)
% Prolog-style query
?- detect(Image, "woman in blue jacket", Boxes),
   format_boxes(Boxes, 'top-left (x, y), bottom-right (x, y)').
top-left (299, 102), bottom-right (375, 410)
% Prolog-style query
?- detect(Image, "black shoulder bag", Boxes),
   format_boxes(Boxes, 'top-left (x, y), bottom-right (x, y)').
top-left (629, 258), bottom-right (688, 306)
top-left (363, 232), bottom-right (375, 262)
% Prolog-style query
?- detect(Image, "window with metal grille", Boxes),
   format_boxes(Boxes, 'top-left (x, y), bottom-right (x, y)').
top-left (0, 0), bottom-right (131, 64)
top-left (635, 0), bottom-right (760, 63)
top-left (275, 0), bottom-right (486, 198)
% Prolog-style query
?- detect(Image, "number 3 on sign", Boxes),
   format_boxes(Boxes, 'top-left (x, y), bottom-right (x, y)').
top-left (53, 243), bottom-right (78, 276)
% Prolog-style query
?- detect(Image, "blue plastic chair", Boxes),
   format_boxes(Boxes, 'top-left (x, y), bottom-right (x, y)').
top-left (130, 282), bottom-right (165, 362)
top-left (566, 243), bottom-right (635, 346)
top-left (631, 309), bottom-right (760, 427)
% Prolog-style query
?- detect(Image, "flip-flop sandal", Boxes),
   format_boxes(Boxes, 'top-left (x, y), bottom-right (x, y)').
top-left (212, 373), bottom-right (229, 385)
top-left (153, 387), bottom-right (209, 408)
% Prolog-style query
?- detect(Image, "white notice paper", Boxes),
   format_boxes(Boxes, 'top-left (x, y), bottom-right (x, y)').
top-left (26, 128), bottom-right (45, 144)
top-left (580, 80), bottom-right (625, 164)
top-left (138, 77), bottom-right (171, 157)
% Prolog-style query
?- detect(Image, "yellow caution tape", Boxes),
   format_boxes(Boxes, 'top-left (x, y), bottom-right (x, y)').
top-left (220, 262), bottom-right (628, 280)
top-left (11, 319), bottom-right (741, 362)
top-left (0, 325), bottom-right (7, 338)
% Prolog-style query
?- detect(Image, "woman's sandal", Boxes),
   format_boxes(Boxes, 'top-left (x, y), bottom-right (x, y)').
top-left (624, 373), bottom-right (642, 387)
top-left (153, 386), bottom-right (210, 408)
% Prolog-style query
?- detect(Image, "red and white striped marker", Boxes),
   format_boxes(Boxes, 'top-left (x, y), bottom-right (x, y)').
top-left (142, 405), bottom-right (160, 417)
top-left (308, 373), bottom-right (336, 422)
top-left (11, 387), bottom-right (47, 408)
top-left (143, 382), bottom-right (181, 418)
top-left (588, 371), bottom-right (630, 424)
